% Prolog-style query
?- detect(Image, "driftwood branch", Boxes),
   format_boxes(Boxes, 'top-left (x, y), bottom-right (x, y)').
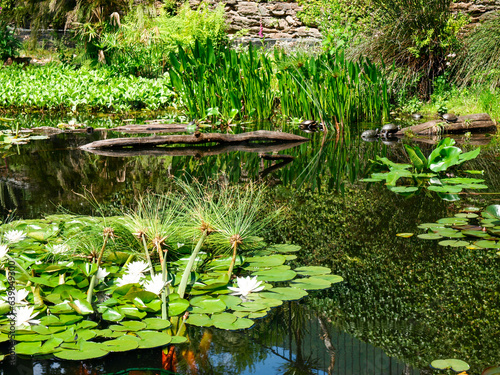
top-left (397, 113), bottom-right (496, 136)
top-left (80, 131), bottom-right (308, 150)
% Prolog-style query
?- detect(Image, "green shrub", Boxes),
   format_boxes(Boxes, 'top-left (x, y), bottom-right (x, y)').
top-left (0, 63), bottom-right (175, 112)
top-left (99, 2), bottom-right (227, 77)
top-left (352, 0), bottom-right (467, 99)
top-left (0, 18), bottom-right (21, 60)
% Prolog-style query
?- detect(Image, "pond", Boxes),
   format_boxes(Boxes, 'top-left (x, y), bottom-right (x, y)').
top-left (0, 114), bottom-right (499, 375)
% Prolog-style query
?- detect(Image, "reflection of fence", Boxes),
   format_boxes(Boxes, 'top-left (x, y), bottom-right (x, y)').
top-left (250, 305), bottom-right (419, 375)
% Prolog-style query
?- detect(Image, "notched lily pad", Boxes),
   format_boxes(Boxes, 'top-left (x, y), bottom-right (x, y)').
top-left (294, 266), bottom-right (331, 276)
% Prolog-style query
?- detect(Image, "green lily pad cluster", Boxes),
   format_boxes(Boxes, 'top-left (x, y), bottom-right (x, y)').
top-left (362, 138), bottom-right (485, 200)
top-left (407, 205), bottom-right (500, 252)
top-left (0, 214), bottom-right (342, 362)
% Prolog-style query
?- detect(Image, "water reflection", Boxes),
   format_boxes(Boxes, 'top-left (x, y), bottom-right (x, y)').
top-left (0, 302), bottom-right (418, 375)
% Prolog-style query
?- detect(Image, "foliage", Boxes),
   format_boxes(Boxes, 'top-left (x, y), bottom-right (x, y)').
top-left (0, 63), bottom-right (175, 112)
top-left (98, 2), bottom-right (228, 78)
top-left (0, 191), bottom-right (341, 360)
top-left (169, 40), bottom-right (389, 126)
top-left (411, 204), bottom-right (500, 252)
top-left (454, 15), bottom-right (500, 89)
top-left (362, 138), bottom-right (484, 199)
top-left (353, 0), bottom-right (467, 99)
top-left (0, 19), bottom-right (21, 60)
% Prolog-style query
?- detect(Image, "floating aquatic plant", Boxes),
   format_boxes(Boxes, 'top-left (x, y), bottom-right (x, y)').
top-left (0, 194), bottom-right (342, 362)
top-left (363, 138), bottom-right (485, 200)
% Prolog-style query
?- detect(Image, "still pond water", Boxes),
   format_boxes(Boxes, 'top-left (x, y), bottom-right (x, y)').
top-left (0, 114), bottom-right (499, 375)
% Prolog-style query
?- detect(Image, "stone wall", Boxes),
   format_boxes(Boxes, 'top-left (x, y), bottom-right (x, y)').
top-left (451, 0), bottom-right (500, 30)
top-left (189, 0), bottom-right (321, 39)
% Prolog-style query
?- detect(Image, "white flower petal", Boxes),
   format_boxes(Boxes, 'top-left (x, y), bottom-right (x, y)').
top-left (5, 230), bottom-right (27, 244)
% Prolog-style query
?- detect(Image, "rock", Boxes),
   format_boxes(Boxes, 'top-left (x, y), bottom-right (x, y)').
top-left (285, 15), bottom-right (296, 26)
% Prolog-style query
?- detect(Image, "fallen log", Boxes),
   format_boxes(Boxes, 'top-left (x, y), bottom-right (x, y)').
top-left (80, 130), bottom-right (308, 150)
top-left (397, 113), bottom-right (497, 136)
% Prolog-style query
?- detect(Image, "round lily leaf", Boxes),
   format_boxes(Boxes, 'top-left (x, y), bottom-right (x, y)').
top-left (428, 185), bottom-right (462, 193)
top-left (77, 321), bottom-right (99, 330)
top-left (15, 334), bottom-right (52, 342)
top-left (168, 298), bottom-right (190, 316)
top-left (462, 230), bottom-right (488, 238)
top-left (144, 318), bottom-right (171, 330)
top-left (245, 254), bottom-right (286, 267)
top-left (54, 342), bottom-right (109, 360)
top-left (418, 223), bottom-right (445, 229)
top-left (253, 269), bottom-right (297, 282)
top-left (268, 244), bottom-right (301, 253)
top-left (417, 233), bottom-right (443, 240)
top-left (102, 336), bottom-right (140, 352)
top-left (430, 358), bottom-right (470, 372)
top-left (396, 233), bottom-right (414, 238)
top-left (170, 336), bottom-right (188, 344)
top-left (109, 321), bottom-right (147, 332)
top-left (260, 287), bottom-right (308, 301)
top-left (75, 329), bottom-right (97, 341)
top-left (294, 266), bottom-right (331, 276)
top-left (186, 314), bottom-right (213, 327)
top-left (313, 274), bottom-right (343, 284)
top-left (291, 277), bottom-right (332, 290)
top-left (455, 213), bottom-right (479, 219)
top-left (211, 312), bottom-right (237, 327)
top-left (102, 308), bottom-right (124, 322)
top-left (15, 341), bottom-right (42, 355)
top-left (218, 295), bottom-right (242, 309)
top-left (474, 240), bottom-right (500, 249)
top-left (232, 302), bottom-right (268, 312)
top-left (136, 331), bottom-right (172, 349)
top-left (190, 297), bottom-right (226, 314)
top-left (247, 311), bottom-right (268, 319)
top-left (389, 186), bottom-right (418, 193)
top-left (213, 317), bottom-right (254, 330)
top-left (119, 306), bottom-right (147, 320)
top-left (438, 240), bottom-right (470, 247)
top-left (437, 218), bottom-right (468, 225)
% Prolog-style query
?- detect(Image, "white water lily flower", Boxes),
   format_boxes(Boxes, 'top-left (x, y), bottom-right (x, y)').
top-left (143, 273), bottom-right (170, 295)
top-left (0, 244), bottom-right (8, 260)
top-left (96, 267), bottom-right (110, 281)
top-left (4, 230), bottom-right (27, 244)
top-left (227, 276), bottom-right (265, 297)
top-left (14, 306), bottom-right (40, 327)
top-left (116, 272), bottom-right (143, 287)
top-left (48, 244), bottom-right (70, 255)
top-left (1, 289), bottom-right (29, 305)
top-left (126, 261), bottom-right (150, 276)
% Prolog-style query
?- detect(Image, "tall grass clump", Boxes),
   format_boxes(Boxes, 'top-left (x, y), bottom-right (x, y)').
top-left (169, 40), bottom-right (275, 120)
top-left (352, 0), bottom-right (465, 99)
top-left (276, 49), bottom-right (390, 126)
top-left (454, 16), bottom-right (500, 89)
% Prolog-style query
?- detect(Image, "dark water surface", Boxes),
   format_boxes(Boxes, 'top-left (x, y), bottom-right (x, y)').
top-left (1, 115), bottom-right (499, 374)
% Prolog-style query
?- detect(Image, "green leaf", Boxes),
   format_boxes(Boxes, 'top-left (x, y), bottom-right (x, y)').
top-left (430, 358), bottom-right (470, 372)
top-left (69, 299), bottom-right (94, 315)
top-left (294, 266), bottom-right (331, 276)
top-left (212, 317), bottom-right (254, 330)
top-left (417, 233), bottom-right (443, 240)
top-left (485, 205), bottom-right (500, 219)
top-left (109, 321), bottom-right (147, 332)
top-left (253, 269), bottom-right (297, 282)
top-left (15, 341), bottom-right (43, 355)
top-left (190, 297), bottom-right (226, 314)
top-left (404, 144), bottom-right (427, 171)
top-left (168, 297), bottom-right (190, 316)
top-left (136, 331), bottom-right (172, 348)
top-left (102, 336), bottom-right (140, 352)
top-left (186, 313), bottom-right (213, 327)
top-left (102, 308), bottom-right (124, 322)
top-left (143, 318), bottom-right (171, 330)
top-left (54, 342), bottom-right (109, 360)
top-left (438, 240), bottom-right (470, 247)
top-left (291, 277), bottom-right (332, 290)
top-left (259, 287), bottom-right (308, 301)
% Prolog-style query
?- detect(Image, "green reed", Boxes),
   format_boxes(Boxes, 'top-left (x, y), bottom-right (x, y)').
top-left (168, 40), bottom-right (389, 129)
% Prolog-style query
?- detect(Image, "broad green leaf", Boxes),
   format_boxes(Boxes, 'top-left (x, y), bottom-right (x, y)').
top-left (291, 277), bottom-right (332, 290)
top-left (186, 313), bottom-right (212, 327)
top-left (253, 269), bottom-right (297, 282)
top-left (136, 331), bottom-right (172, 348)
top-left (294, 266), bottom-right (331, 276)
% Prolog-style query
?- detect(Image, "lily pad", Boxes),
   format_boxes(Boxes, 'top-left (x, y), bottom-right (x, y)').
top-left (269, 244), bottom-right (301, 253)
top-left (396, 233), bottom-right (414, 238)
top-left (430, 358), bottom-right (470, 372)
top-left (474, 240), bottom-right (500, 249)
top-left (143, 318), bottom-right (171, 330)
top-left (102, 336), bottom-right (140, 352)
top-left (260, 287), bottom-right (308, 301)
top-left (15, 341), bottom-right (43, 355)
top-left (253, 269), bottom-right (297, 282)
top-left (291, 277), bottom-right (332, 290)
top-left (190, 297), bottom-right (226, 314)
top-left (136, 331), bottom-right (172, 349)
top-left (212, 317), bottom-right (254, 330)
top-left (210, 312), bottom-right (237, 328)
top-left (186, 314), bottom-right (212, 327)
top-left (54, 342), bottom-right (109, 360)
top-left (109, 321), bottom-right (147, 332)
top-left (294, 266), bottom-right (331, 276)
top-left (438, 240), bottom-right (470, 247)
top-left (417, 233), bottom-right (443, 240)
